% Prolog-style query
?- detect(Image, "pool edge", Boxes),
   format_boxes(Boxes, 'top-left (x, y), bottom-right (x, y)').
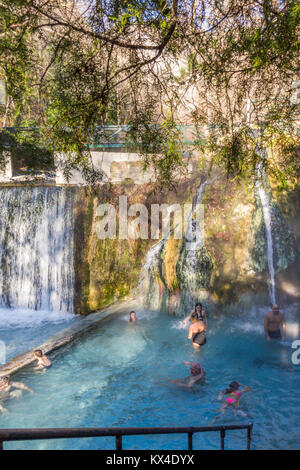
top-left (0, 299), bottom-right (137, 378)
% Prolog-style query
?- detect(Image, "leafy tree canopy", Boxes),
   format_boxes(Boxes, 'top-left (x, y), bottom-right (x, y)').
top-left (0, 0), bottom-right (299, 187)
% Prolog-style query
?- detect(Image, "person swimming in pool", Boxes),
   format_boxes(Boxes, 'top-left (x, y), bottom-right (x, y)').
top-left (264, 304), bottom-right (286, 341)
top-left (34, 349), bottom-right (52, 371)
top-left (0, 376), bottom-right (34, 413)
top-left (188, 312), bottom-right (206, 350)
top-left (213, 381), bottom-right (252, 422)
top-left (170, 361), bottom-right (205, 388)
top-left (182, 302), bottom-right (208, 328)
top-left (129, 311), bottom-right (137, 323)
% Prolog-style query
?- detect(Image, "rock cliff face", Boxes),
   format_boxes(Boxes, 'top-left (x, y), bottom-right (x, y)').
top-left (73, 176), bottom-right (300, 315)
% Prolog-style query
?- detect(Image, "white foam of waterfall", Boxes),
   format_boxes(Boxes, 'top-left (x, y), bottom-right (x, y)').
top-left (184, 180), bottom-right (209, 250)
top-left (255, 178), bottom-right (276, 305)
top-left (138, 179), bottom-right (210, 307)
top-left (137, 237), bottom-right (167, 307)
top-left (0, 187), bottom-right (75, 313)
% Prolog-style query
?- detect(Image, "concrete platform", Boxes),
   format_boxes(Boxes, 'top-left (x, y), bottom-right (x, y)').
top-left (0, 299), bottom-right (137, 379)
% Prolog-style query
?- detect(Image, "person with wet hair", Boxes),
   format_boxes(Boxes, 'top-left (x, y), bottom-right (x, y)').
top-left (182, 302), bottom-right (208, 328)
top-left (170, 361), bottom-right (205, 388)
top-left (213, 381), bottom-right (252, 422)
top-left (264, 304), bottom-right (286, 341)
top-left (34, 349), bottom-right (52, 370)
top-left (188, 312), bottom-right (206, 350)
top-left (0, 375), bottom-right (34, 413)
top-left (129, 311), bottom-right (137, 323)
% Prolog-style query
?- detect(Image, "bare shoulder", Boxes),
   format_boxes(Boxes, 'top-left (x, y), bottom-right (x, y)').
top-left (11, 381), bottom-right (23, 387)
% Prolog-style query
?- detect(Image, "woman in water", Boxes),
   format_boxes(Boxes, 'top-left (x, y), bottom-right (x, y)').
top-left (129, 311), bottom-right (137, 323)
top-left (188, 312), bottom-right (206, 350)
top-left (182, 303), bottom-right (208, 328)
top-left (34, 349), bottom-right (52, 371)
top-left (213, 381), bottom-right (252, 421)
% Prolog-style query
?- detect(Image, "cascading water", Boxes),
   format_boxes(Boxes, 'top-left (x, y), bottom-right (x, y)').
top-left (255, 181), bottom-right (276, 305)
top-left (0, 186), bottom-right (75, 313)
top-left (138, 238), bottom-right (167, 309)
top-left (255, 156), bottom-right (276, 305)
top-left (138, 180), bottom-right (212, 311)
top-left (176, 179), bottom-right (212, 293)
top-left (184, 180), bottom-right (209, 252)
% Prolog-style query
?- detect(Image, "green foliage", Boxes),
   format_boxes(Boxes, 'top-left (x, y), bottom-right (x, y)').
top-left (0, 0), bottom-right (299, 187)
top-left (0, 128), bottom-right (54, 171)
top-left (128, 115), bottom-right (188, 189)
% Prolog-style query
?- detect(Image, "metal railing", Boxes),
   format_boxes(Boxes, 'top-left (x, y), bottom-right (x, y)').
top-left (0, 423), bottom-right (253, 450)
top-left (91, 124), bottom-right (204, 149)
top-left (2, 125), bottom-right (205, 150)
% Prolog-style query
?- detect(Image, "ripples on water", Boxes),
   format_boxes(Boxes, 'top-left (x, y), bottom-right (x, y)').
top-left (0, 307), bottom-right (78, 360)
top-left (1, 304), bottom-right (300, 450)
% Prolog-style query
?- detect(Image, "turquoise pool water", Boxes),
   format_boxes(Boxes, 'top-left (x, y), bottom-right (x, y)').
top-left (0, 308), bottom-right (79, 361)
top-left (1, 305), bottom-right (300, 450)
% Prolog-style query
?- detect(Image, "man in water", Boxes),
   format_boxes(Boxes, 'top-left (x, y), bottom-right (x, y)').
top-left (170, 361), bottom-right (205, 388)
top-left (0, 375), bottom-right (34, 413)
top-left (264, 304), bottom-right (286, 341)
top-left (188, 312), bottom-right (206, 350)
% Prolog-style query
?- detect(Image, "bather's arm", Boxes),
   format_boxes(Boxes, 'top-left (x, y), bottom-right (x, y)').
top-left (238, 384), bottom-right (252, 394)
top-left (12, 382), bottom-right (34, 393)
top-left (281, 315), bottom-right (286, 340)
top-left (182, 311), bottom-right (193, 326)
top-left (0, 403), bottom-right (8, 413)
top-left (264, 315), bottom-right (271, 340)
top-left (203, 311), bottom-right (208, 328)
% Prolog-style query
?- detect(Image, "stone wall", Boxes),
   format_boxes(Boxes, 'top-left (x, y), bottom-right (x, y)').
top-left (55, 151), bottom-right (196, 185)
top-left (73, 175), bottom-right (300, 315)
top-left (56, 151), bottom-right (156, 185)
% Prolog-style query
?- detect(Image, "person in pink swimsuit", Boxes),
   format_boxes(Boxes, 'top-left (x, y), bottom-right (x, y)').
top-left (213, 381), bottom-right (252, 421)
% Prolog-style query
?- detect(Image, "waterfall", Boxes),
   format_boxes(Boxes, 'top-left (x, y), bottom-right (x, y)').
top-left (137, 238), bottom-right (167, 309)
top-left (256, 183), bottom-right (276, 305)
top-left (174, 178), bottom-right (213, 316)
top-left (184, 179), bottom-right (209, 250)
top-left (0, 186), bottom-right (75, 313)
top-left (255, 165), bottom-right (276, 305)
top-left (138, 179), bottom-right (211, 310)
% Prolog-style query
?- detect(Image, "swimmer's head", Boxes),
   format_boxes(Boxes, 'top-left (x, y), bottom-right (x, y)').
top-left (34, 349), bottom-right (43, 358)
top-left (272, 304), bottom-right (280, 313)
top-left (230, 381), bottom-right (240, 389)
top-left (224, 381), bottom-right (240, 394)
top-left (195, 302), bottom-right (202, 312)
top-left (129, 311), bottom-right (137, 322)
top-left (229, 381), bottom-right (240, 391)
top-left (190, 362), bottom-right (202, 369)
top-left (0, 376), bottom-right (10, 387)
